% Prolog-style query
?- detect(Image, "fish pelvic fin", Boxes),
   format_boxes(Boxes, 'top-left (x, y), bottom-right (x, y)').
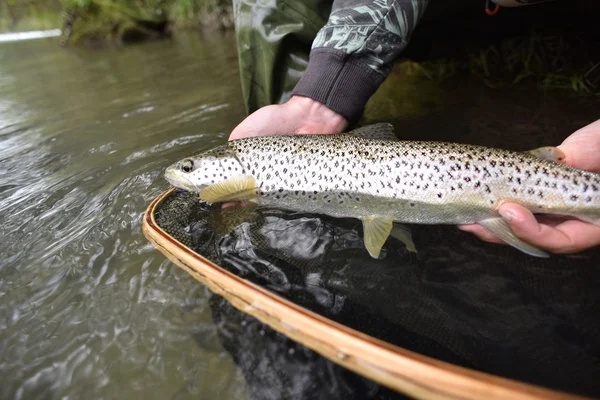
top-left (208, 202), bottom-right (260, 236)
top-left (199, 175), bottom-right (258, 203)
top-left (390, 224), bottom-right (417, 253)
top-left (348, 123), bottom-right (397, 140)
top-left (478, 218), bottom-right (549, 258)
top-left (526, 146), bottom-right (566, 164)
top-left (362, 216), bottom-right (394, 258)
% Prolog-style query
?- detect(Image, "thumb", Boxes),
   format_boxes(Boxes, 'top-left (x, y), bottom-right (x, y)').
top-left (498, 203), bottom-right (573, 251)
top-left (498, 203), bottom-right (542, 238)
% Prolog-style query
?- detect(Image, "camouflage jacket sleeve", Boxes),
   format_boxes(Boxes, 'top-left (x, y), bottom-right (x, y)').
top-left (292, 0), bottom-right (429, 124)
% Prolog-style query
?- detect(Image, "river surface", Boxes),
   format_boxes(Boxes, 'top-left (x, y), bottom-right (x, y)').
top-left (0, 33), bottom-right (249, 400)
top-left (1, 32), bottom-right (599, 400)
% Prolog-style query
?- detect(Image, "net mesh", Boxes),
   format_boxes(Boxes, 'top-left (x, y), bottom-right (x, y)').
top-left (155, 189), bottom-right (600, 398)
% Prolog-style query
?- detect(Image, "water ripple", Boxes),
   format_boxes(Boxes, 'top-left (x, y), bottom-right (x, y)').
top-left (0, 35), bottom-right (247, 399)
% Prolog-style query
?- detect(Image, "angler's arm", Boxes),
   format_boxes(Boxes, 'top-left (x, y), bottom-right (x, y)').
top-left (292, 0), bottom-right (430, 125)
top-left (230, 0), bottom-right (430, 140)
top-left (459, 119), bottom-right (600, 254)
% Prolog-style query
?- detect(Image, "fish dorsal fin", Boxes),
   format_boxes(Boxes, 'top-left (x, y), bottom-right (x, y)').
top-left (390, 224), bottom-right (417, 253)
top-left (362, 216), bottom-right (394, 258)
top-left (526, 146), bottom-right (566, 163)
top-left (478, 218), bottom-right (549, 258)
top-left (348, 123), bottom-right (397, 140)
top-left (199, 175), bottom-right (258, 203)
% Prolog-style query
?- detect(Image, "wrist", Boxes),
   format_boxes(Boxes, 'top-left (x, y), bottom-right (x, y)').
top-left (285, 95), bottom-right (348, 134)
top-left (291, 48), bottom-right (385, 125)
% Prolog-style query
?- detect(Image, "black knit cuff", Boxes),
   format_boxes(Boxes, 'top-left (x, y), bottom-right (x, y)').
top-left (291, 48), bottom-right (385, 125)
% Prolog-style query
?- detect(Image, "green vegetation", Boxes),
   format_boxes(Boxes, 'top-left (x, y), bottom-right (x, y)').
top-left (0, 0), bottom-right (233, 43)
top-left (415, 29), bottom-right (599, 95)
top-left (59, 0), bottom-right (233, 44)
top-left (0, 0), bottom-right (62, 32)
top-left (1, 2), bottom-right (597, 97)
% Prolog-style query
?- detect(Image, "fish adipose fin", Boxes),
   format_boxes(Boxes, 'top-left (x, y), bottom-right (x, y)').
top-left (349, 123), bottom-right (397, 140)
top-left (526, 146), bottom-right (566, 163)
top-left (362, 216), bottom-right (394, 258)
top-left (390, 224), bottom-right (417, 253)
top-left (478, 218), bottom-right (549, 258)
top-left (199, 175), bottom-right (258, 203)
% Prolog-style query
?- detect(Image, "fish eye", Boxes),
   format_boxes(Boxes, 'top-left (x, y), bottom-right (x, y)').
top-left (181, 159), bottom-right (194, 173)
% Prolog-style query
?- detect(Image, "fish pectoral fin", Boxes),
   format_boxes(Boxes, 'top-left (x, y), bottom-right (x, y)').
top-left (348, 123), bottom-right (398, 140)
top-left (478, 218), bottom-right (549, 258)
top-left (390, 224), bottom-right (417, 253)
top-left (362, 216), bottom-right (394, 258)
top-left (199, 175), bottom-right (258, 203)
top-left (526, 146), bottom-right (566, 163)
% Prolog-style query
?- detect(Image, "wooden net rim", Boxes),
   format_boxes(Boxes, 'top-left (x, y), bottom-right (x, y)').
top-left (143, 188), bottom-right (591, 400)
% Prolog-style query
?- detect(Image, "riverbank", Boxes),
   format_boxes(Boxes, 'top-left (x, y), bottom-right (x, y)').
top-left (0, 1), bottom-right (61, 33)
top-left (1, 1), bottom-right (598, 95)
top-left (0, 0), bottom-right (232, 43)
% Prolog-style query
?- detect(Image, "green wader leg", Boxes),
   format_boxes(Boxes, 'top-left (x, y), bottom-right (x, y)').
top-left (233, 0), bottom-right (333, 114)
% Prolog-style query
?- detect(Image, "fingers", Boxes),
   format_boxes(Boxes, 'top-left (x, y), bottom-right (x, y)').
top-left (557, 119), bottom-right (600, 173)
top-left (229, 96), bottom-right (348, 141)
top-left (459, 203), bottom-right (600, 254)
top-left (497, 204), bottom-right (574, 252)
top-left (228, 106), bottom-right (278, 141)
top-left (495, 203), bottom-right (600, 253)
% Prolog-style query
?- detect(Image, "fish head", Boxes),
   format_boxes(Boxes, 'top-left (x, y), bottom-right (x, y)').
top-left (164, 144), bottom-right (244, 192)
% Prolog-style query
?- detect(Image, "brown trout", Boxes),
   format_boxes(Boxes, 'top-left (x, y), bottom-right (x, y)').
top-left (165, 123), bottom-right (600, 258)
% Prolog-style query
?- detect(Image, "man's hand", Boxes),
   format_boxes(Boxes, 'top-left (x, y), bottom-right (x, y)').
top-left (228, 96), bottom-right (348, 141)
top-left (459, 119), bottom-right (600, 254)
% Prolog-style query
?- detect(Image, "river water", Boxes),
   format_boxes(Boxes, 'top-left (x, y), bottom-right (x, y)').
top-left (1, 32), bottom-right (599, 400)
top-left (0, 33), bottom-right (249, 399)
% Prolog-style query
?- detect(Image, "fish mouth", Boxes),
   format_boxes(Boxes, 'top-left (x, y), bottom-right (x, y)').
top-left (164, 168), bottom-right (198, 192)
